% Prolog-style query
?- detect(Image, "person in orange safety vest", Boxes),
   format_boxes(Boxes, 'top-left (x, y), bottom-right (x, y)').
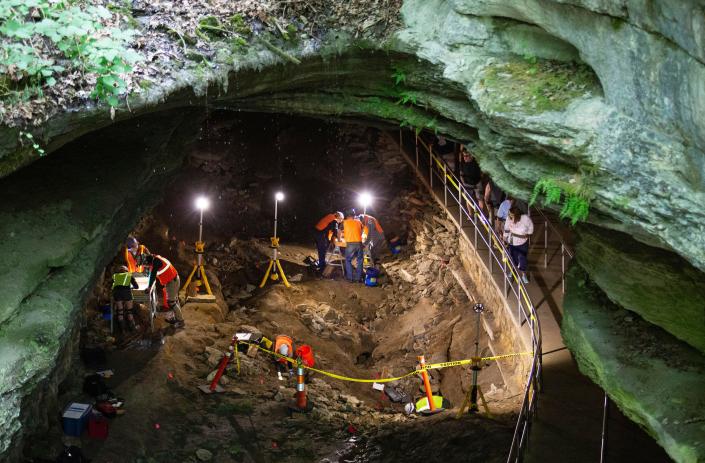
top-left (342, 209), bottom-right (368, 283)
top-left (313, 211), bottom-right (344, 273)
top-left (143, 254), bottom-right (185, 328)
top-left (124, 236), bottom-right (150, 273)
top-left (274, 334), bottom-right (294, 380)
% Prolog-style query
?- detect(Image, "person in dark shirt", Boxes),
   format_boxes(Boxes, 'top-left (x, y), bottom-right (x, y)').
top-left (460, 147), bottom-right (482, 204)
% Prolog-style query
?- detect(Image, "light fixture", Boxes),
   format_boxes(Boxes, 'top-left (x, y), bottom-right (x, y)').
top-left (358, 191), bottom-right (373, 214)
top-left (195, 196), bottom-right (210, 211)
top-left (275, 191), bottom-right (285, 202)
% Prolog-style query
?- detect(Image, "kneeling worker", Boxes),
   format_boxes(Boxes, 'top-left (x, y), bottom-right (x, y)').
top-left (313, 211), bottom-right (344, 274)
top-left (143, 254), bottom-right (185, 328)
top-left (112, 265), bottom-right (139, 332)
top-left (274, 334), bottom-right (294, 380)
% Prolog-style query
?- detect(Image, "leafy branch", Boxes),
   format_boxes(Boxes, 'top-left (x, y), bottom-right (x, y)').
top-left (530, 177), bottom-right (592, 225)
top-left (0, 0), bottom-right (142, 109)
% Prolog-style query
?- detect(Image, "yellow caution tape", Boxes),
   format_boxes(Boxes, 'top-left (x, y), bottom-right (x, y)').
top-left (237, 341), bottom-right (531, 384)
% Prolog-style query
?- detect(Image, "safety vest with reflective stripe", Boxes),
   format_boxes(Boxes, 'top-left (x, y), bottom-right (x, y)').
top-left (274, 335), bottom-right (294, 365)
top-left (155, 255), bottom-right (178, 285)
top-left (112, 272), bottom-right (133, 289)
top-left (125, 244), bottom-right (148, 273)
top-left (342, 218), bottom-right (367, 243)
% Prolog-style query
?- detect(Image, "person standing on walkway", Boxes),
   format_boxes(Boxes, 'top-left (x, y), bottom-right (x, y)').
top-left (503, 206), bottom-right (534, 284)
top-left (460, 147), bottom-right (482, 211)
top-left (496, 196), bottom-right (514, 235)
top-left (342, 209), bottom-right (367, 283)
top-left (313, 212), bottom-right (344, 274)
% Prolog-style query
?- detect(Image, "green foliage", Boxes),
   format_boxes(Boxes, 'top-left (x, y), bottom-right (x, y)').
top-left (481, 57), bottom-right (601, 114)
top-left (196, 14), bottom-right (251, 45)
top-left (391, 66), bottom-right (406, 86)
top-left (396, 90), bottom-right (417, 106)
top-left (530, 177), bottom-right (591, 225)
top-left (0, 0), bottom-right (141, 108)
top-left (228, 14), bottom-right (251, 36)
top-left (18, 130), bottom-right (45, 156)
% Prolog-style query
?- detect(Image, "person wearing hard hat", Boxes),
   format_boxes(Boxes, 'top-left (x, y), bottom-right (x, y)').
top-left (142, 254), bottom-right (185, 328)
top-left (359, 213), bottom-right (385, 264)
top-left (111, 265), bottom-right (139, 332)
top-left (313, 211), bottom-right (344, 274)
top-left (274, 335), bottom-right (294, 380)
top-left (124, 237), bottom-right (150, 273)
top-left (342, 209), bottom-right (368, 283)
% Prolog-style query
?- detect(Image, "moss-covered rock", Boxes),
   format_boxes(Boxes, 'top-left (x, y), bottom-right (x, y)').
top-left (562, 267), bottom-right (705, 463)
top-left (576, 225), bottom-right (705, 354)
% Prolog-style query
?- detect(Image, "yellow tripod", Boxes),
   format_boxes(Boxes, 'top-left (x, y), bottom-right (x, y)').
top-left (259, 236), bottom-right (291, 288)
top-left (182, 240), bottom-right (213, 296)
top-left (456, 356), bottom-right (492, 418)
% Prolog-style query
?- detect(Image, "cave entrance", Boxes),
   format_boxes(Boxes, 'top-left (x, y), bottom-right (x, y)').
top-left (22, 110), bottom-right (518, 463)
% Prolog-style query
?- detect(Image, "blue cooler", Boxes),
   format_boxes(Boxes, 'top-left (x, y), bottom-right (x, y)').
top-left (62, 403), bottom-right (92, 437)
top-left (364, 268), bottom-right (380, 287)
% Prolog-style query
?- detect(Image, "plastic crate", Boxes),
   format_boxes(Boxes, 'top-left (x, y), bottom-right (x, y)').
top-left (62, 403), bottom-right (91, 437)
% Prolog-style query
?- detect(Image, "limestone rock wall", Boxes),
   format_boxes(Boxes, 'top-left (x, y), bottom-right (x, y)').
top-left (0, 109), bottom-right (203, 457)
top-left (562, 267), bottom-right (705, 463)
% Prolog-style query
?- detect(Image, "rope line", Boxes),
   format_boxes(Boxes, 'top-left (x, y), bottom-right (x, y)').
top-left (237, 341), bottom-right (531, 384)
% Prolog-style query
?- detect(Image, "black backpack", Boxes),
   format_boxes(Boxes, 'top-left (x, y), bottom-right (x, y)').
top-left (82, 374), bottom-right (107, 397)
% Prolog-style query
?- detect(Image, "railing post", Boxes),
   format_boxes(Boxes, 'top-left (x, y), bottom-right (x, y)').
top-left (544, 220), bottom-right (548, 269)
top-left (488, 226), bottom-right (493, 273)
top-left (443, 164), bottom-right (447, 207)
top-left (600, 391), bottom-right (609, 463)
top-left (561, 244), bottom-right (566, 294)
top-left (503, 257), bottom-right (507, 296)
top-left (459, 198), bottom-right (463, 227)
top-left (473, 212), bottom-right (478, 254)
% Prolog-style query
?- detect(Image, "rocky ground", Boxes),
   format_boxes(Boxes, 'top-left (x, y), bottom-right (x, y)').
top-left (24, 120), bottom-right (520, 462)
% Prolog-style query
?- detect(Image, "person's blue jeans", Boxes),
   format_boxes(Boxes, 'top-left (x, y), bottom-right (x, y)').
top-left (509, 241), bottom-right (529, 272)
top-left (314, 230), bottom-right (330, 272)
top-left (345, 242), bottom-right (363, 282)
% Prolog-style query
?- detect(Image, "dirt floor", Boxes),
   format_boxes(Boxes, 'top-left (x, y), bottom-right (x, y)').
top-left (25, 116), bottom-right (520, 463)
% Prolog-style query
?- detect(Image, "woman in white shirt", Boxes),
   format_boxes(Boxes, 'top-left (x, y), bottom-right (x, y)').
top-left (503, 206), bottom-right (534, 284)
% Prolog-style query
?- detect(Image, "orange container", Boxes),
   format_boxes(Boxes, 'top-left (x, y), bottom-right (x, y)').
top-left (296, 345), bottom-right (315, 367)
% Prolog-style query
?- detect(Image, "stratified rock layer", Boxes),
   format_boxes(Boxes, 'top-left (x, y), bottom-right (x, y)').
top-left (576, 225), bottom-right (705, 354)
top-left (562, 267), bottom-right (705, 463)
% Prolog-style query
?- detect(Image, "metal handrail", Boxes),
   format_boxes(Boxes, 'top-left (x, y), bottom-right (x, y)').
top-left (531, 206), bottom-right (574, 294)
top-left (397, 130), bottom-right (542, 463)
